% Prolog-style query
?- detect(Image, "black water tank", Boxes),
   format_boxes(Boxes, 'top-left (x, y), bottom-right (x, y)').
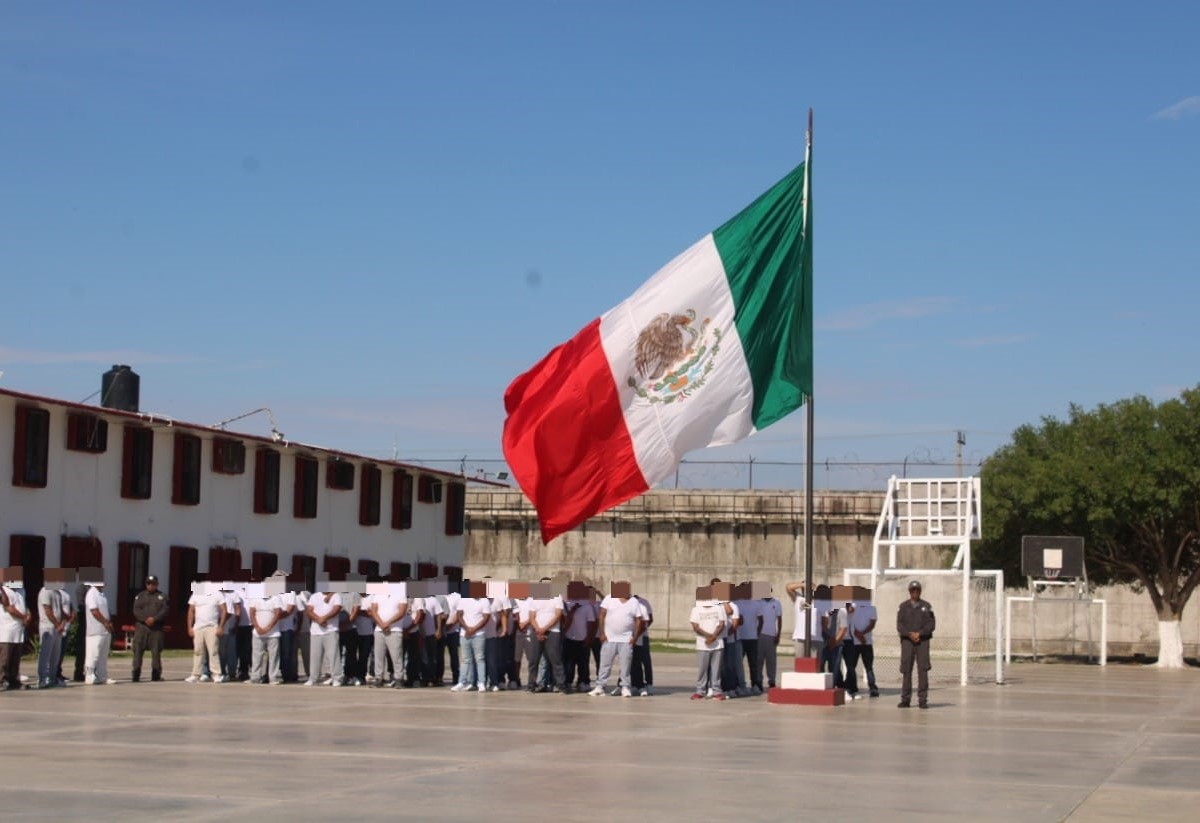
top-left (101, 364), bottom-right (139, 412)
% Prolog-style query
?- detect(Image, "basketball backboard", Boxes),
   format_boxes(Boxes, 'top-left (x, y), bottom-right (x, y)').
top-left (1021, 536), bottom-right (1085, 580)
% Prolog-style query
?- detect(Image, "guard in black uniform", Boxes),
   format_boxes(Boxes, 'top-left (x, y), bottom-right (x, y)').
top-left (132, 575), bottom-right (169, 682)
top-left (896, 580), bottom-right (935, 709)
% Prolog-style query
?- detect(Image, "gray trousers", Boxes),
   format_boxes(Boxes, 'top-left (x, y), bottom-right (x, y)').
top-left (374, 631), bottom-right (403, 681)
top-left (308, 632), bottom-right (341, 683)
top-left (38, 630), bottom-right (62, 684)
top-left (696, 647), bottom-right (724, 694)
top-left (596, 641), bottom-right (634, 688)
top-left (250, 635), bottom-right (281, 682)
top-left (526, 632), bottom-right (565, 686)
top-left (757, 635), bottom-right (779, 687)
top-left (899, 637), bottom-right (931, 704)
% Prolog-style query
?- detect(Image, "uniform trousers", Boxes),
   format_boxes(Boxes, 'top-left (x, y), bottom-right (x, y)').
top-left (631, 641), bottom-right (654, 689)
top-left (596, 640), bottom-right (634, 688)
top-left (514, 631), bottom-right (534, 685)
top-left (757, 635), bottom-right (779, 687)
top-left (484, 636), bottom-right (504, 688)
top-left (840, 640), bottom-right (860, 694)
top-left (38, 629), bottom-right (62, 685)
top-left (191, 625), bottom-right (219, 677)
top-left (437, 631), bottom-right (459, 685)
top-left (563, 637), bottom-right (591, 686)
top-left (236, 625), bottom-right (252, 678)
top-left (307, 632), bottom-right (342, 684)
top-left (373, 631), bottom-right (403, 683)
top-left (84, 633), bottom-right (111, 681)
top-left (854, 643), bottom-right (878, 693)
top-left (899, 637), bottom-right (931, 704)
top-left (279, 629), bottom-right (298, 682)
top-left (131, 625), bottom-right (164, 679)
top-left (695, 647), bottom-right (724, 694)
top-left (720, 637), bottom-right (745, 692)
top-left (526, 632), bottom-right (565, 687)
top-left (740, 638), bottom-right (760, 689)
top-left (297, 630), bottom-right (311, 679)
top-left (250, 634), bottom-right (282, 683)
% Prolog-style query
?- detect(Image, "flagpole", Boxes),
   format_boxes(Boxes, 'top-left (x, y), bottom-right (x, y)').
top-left (803, 108), bottom-right (815, 660)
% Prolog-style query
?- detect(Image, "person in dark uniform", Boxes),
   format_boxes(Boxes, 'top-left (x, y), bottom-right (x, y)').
top-left (131, 575), bottom-right (169, 682)
top-left (896, 580), bottom-right (936, 709)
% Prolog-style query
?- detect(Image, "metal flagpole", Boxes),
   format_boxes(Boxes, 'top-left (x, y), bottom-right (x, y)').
top-left (803, 108), bottom-right (815, 659)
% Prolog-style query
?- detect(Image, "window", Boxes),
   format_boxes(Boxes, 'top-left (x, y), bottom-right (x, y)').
top-left (212, 437), bottom-right (245, 475)
top-left (291, 554), bottom-right (317, 592)
top-left (209, 546), bottom-right (242, 581)
top-left (294, 455), bottom-right (318, 518)
top-left (9, 535), bottom-right (46, 620)
top-left (444, 480), bottom-right (466, 536)
top-left (326, 459), bottom-right (355, 490)
top-left (66, 412), bottom-right (108, 453)
top-left (252, 551), bottom-right (278, 579)
top-left (61, 535), bottom-right (102, 569)
top-left (118, 541), bottom-right (149, 619)
top-left (12, 405), bottom-right (50, 488)
top-left (388, 561), bottom-right (411, 582)
top-left (323, 555), bottom-right (350, 581)
top-left (391, 470), bottom-right (413, 530)
top-left (359, 464), bottom-right (381, 526)
top-left (121, 425), bottom-right (154, 500)
top-left (172, 433), bottom-right (201, 506)
top-left (417, 474), bottom-right (442, 503)
top-left (443, 565), bottom-right (464, 586)
top-left (358, 558), bottom-right (380, 579)
top-left (254, 448), bottom-right (280, 514)
top-left (417, 562), bottom-right (438, 580)
top-left (169, 546), bottom-right (199, 620)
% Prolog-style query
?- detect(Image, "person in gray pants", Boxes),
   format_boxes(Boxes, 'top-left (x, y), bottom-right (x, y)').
top-left (896, 580), bottom-right (936, 709)
top-left (248, 593), bottom-right (283, 685)
top-left (305, 590), bottom-right (343, 686)
top-left (690, 597), bottom-right (727, 700)
top-left (370, 590), bottom-right (408, 688)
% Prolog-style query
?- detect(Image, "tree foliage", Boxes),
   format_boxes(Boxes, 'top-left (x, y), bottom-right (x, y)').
top-left (977, 387), bottom-right (1200, 620)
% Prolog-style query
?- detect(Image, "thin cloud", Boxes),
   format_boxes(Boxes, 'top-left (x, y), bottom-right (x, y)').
top-left (955, 333), bottom-right (1036, 348)
top-left (1152, 96), bottom-right (1200, 121)
top-left (0, 346), bottom-right (202, 366)
top-left (817, 297), bottom-right (960, 331)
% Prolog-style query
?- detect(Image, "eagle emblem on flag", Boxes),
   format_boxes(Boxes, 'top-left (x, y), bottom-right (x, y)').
top-left (627, 309), bottom-right (721, 404)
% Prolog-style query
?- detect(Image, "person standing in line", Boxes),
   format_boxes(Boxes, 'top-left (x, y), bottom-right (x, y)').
top-left (277, 583), bottom-right (300, 683)
top-left (217, 583), bottom-right (240, 682)
top-left (56, 580), bottom-right (76, 686)
top-left (37, 579), bottom-right (65, 689)
top-left (339, 594), bottom-right (361, 686)
top-left (848, 599), bottom-right (879, 698)
top-left (185, 584), bottom-right (225, 684)
top-left (247, 589), bottom-right (283, 685)
top-left (435, 589), bottom-right (460, 687)
top-left (821, 603), bottom-right (849, 691)
top-left (512, 590), bottom-right (534, 691)
top-left (690, 595), bottom-right (727, 700)
top-left (482, 592), bottom-right (508, 691)
top-left (352, 592), bottom-right (376, 684)
top-left (450, 589), bottom-right (489, 693)
top-left (0, 579), bottom-right (32, 690)
top-left (400, 597), bottom-right (424, 687)
top-left (785, 580), bottom-right (813, 660)
top-left (418, 595), bottom-right (443, 687)
top-left (757, 590), bottom-right (783, 689)
top-left (83, 581), bottom-right (116, 685)
top-left (719, 598), bottom-right (745, 697)
top-left (734, 588), bottom-right (762, 695)
top-left (131, 575), bottom-right (168, 683)
top-left (839, 602), bottom-right (861, 699)
top-left (589, 588), bottom-right (645, 698)
top-left (295, 588), bottom-right (312, 682)
top-left (526, 590), bottom-right (565, 693)
top-left (631, 594), bottom-right (655, 697)
top-left (234, 584), bottom-right (253, 681)
top-left (562, 594), bottom-right (596, 693)
top-left (897, 580), bottom-right (936, 709)
top-left (370, 588), bottom-right (407, 688)
top-left (305, 587), bottom-right (344, 686)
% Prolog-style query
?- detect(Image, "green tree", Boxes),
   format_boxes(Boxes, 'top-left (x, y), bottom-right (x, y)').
top-left (977, 388), bottom-right (1200, 667)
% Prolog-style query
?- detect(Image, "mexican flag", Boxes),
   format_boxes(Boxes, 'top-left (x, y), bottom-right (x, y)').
top-left (503, 150), bottom-right (813, 543)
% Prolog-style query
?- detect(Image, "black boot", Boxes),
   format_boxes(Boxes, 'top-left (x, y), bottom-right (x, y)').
top-left (131, 671), bottom-right (141, 683)
top-left (151, 669), bottom-right (162, 682)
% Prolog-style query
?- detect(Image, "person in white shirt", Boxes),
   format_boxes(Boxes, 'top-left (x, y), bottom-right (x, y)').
top-left (186, 584), bottom-right (226, 683)
top-left (785, 579), bottom-right (814, 661)
top-left (450, 591), bottom-right (490, 692)
top-left (416, 596), bottom-right (443, 687)
top-left (562, 597), bottom-right (597, 693)
top-left (631, 595), bottom-right (655, 697)
top-left (757, 593), bottom-right (783, 689)
top-left (0, 581), bottom-right (32, 690)
top-left (435, 590), bottom-right (460, 686)
top-left (83, 581), bottom-right (116, 685)
top-left (296, 589), bottom-right (312, 681)
top-left (399, 596), bottom-right (424, 687)
top-left (846, 601), bottom-right (880, 698)
top-left (526, 593), bottom-right (565, 693)
top-left (370, 589), bottom-right (408, 688)
top-left (57, 582), bottom-right (76, 685)
top-left (482, 594), bottom-right (509, 691)
top-left (235, 586), bottom-right (253, 681)
top-left (305, 589), bottom-right (344, 686)
top-left (277, 584), bottom-right (300, 683)
top-left (351, 593), bottom-right (376, 684)
top-left (690, 598), bottom-right (727, 700)
top-left (735, 592), bottom-right (763, 695)
top-left (36, 582), bottom-right (66, 689)
top-left (589, 591), bottom-right (646, 698)
top-left (217, 585), bottom-right (241, 682)
top-left (719, 598), bottom-right (746, 696)
top-left (247, 593), bottom-right (283, 685)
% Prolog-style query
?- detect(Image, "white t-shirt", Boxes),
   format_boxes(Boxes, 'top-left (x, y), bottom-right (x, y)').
top-left (635, 596), bottom-right (653, 645)
top-left (419, 597), bottom-right (443, 635)
top-left (249, 596), bottom-right (282, 638)
top-left (0, 588), bottom-right (27, 643)
top-left (723, 601), bottom-right (742, 640)
top-left (599, 596), bottom-right (643, 643)
top-left (354, 595), bottom-right (376, 635)
top-left (277, 591), bottom-right (298, 632)
top-left (441, 592), bottom-right (461, 632)
top-left (735, 599), bottom-right (761, 641)
top-left (307, 592), bottom-right (343, 636)
top-left (690, 601), bottom-right (726, 651)
top-left (759, 597), bottom-right (783, 637)
top-left (37, 587), bottom-right (64, 626)
top-left (564, 600), bottom-right (597, 642)
top-left (823, 606), bottom-right (850, 643)
top-left (84, 586), bottom-right (110, 636)
top-left (372, 593), bottom-right (407, 633)
top-left (791, 597), bottom-right (814, 641)
top-left (457, 597), bottom-right (491, 636)
top-left (296, 592), bottom-right (311, 631)
top-left (222, 594), bottom-right (241, 632)
top-left (483, 597), bottom-right (509, 639)
top-left (236, 593), bottom-right (252, 627)
top-left (189, 591), bottom-right (223, 630)
top-left (530, 596), bottom-right (564, 634)
top-left (849, 604), bottom-right (877, 645)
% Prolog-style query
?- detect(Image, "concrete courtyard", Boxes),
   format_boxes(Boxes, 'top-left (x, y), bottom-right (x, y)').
top-left (1, 653), bottom-right (1197, 821)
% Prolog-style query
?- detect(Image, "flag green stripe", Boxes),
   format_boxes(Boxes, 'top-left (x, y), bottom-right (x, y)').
top-left (711, 159), bottom-right (813, 430)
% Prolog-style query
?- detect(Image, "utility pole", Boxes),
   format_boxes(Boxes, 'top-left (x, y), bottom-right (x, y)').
top-left (956, 430), bottom-right (965, 477)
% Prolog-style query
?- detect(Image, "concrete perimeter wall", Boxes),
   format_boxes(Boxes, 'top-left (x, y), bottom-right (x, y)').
top-left (466, 488), bottom-right (1200, 658)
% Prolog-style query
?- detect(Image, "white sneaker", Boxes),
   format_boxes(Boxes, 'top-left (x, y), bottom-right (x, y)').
top-left (365, 675), bottom-right (376, 684)
top-left (475, 683), bottom-right (487, 692)
top-left (302, 680), bottom-right (316, 687)
top-left (639, 688), bottom-right (650, 697)
top-left (84, 676), bottom-right (97, 685)
top-left (104, 678), bottom-right (118, 685)
top-left (610, 687), bottom-right (621, 697)
top-left (588, 686), bottom-right (605, 696)
top-left (213, 674), bottom-right (226, 683)
top-left (184, 675), bottom-right (200, 684)
top-left (449, 683), bottom-right (467, 692)
top-left (489, 685), bottom-right (501, 692)
top-left (330, 679), bottom-right (342, 687)
top-left (199, 674), bottom-right (212, 683)
top-left (621, 687), bottom-right (633, 698)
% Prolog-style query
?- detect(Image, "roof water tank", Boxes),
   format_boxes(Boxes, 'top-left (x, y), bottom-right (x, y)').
top-left (101, 364), bottom-right (139, 412)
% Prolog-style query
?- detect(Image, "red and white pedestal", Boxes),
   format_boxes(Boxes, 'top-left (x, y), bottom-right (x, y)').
top-left (768, 656), bottom-right (844, 707)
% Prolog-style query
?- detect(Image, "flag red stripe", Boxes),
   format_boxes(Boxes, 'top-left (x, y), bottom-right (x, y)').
top-left (502, 318), bottom-right (648, 543)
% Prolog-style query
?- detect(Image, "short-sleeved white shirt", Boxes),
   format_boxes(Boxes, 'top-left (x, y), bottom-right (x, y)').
top-left (849, 604), bottom-right (877, 645)
top-left (236, 593), bottom-right (252, 627)
top-left (442, 592), bottom-right (461, 632)
top-left (722, 601), bottom-right (742, 640)
top-left (0, 588), bottom-right (27, 643)
top-left (84, 586), bottom-right (110, 636)
top-left (354, 595), bottom-right (376, 635)
top-left (372, 593), bottom-right (407, 633)
top-left (419, 597), bottom-right (443, 635)
top-left (249, 595), bottom-right (282, 638)
top-left (791, 597), bottom-right (814, 641)
top-left (457, 598), bottom-right (491, 635)
top-left (530, 596), bottom-right (564, 634)
top-left (189, 591), bottom-right (223, 630)
top-left (307, 592), bottom-right (343, 636)
top-left (690, 601), bottom-right (726, 650)
top-left (276, 591), bottom-right (298, 632)
top-left (483, 597), bottom-right (509, 639)
top-left (222, 594), bottom-right (241, 632)
top-left (38, 587), bottom-right (64, 625)
top-left (635, 597), bottom-right (653, 645)
top-left (759, 597), bottom-right (783, 637)
top-left (599, 596), bottom-right (642, 643)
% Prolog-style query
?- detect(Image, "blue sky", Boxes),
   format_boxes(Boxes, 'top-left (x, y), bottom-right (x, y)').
top-left (3, 2), bottom-right (1198, 490)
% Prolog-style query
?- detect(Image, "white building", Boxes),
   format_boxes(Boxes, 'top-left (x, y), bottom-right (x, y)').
top-left (1, 383), bottom-right (468, 646)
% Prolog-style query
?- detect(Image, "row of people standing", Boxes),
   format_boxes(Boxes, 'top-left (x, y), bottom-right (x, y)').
top-left (688, 581), bottom-right (784, 699)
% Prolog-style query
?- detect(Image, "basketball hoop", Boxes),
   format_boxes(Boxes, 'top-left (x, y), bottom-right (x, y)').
top-left (1044, 568), bottom-right (1061, 580)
